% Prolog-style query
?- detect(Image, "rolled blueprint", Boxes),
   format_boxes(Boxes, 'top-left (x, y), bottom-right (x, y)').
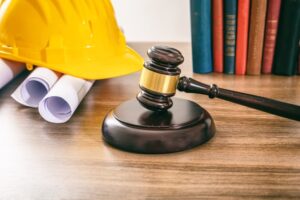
top-left (38, 75), bottom-right (94, 123)
top-left (0, 58), bottom-right (25, 89)
top-left (11, 67), bottom-right (61, 107)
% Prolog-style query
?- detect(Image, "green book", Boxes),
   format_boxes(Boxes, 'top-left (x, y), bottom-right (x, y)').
top-left (273, 0), bottom-right (300, 76)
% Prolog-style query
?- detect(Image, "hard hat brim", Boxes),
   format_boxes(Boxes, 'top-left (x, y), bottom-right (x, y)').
top-left (0, 46), bottom-right (144, 80)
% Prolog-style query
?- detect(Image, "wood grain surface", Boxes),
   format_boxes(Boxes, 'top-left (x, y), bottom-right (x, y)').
top-left (0, 43), bottom-right (299, 200)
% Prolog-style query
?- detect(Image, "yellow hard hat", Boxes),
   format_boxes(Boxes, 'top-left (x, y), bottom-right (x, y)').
top-left (0, 0), bottom-right (143, 79)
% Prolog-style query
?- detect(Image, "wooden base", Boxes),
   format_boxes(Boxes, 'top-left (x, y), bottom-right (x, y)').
top-left (102, 98), bottom-right (216, 154)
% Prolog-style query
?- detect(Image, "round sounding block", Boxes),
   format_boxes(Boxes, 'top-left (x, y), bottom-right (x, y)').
top-left (102, 98), bottom-right (216, 154)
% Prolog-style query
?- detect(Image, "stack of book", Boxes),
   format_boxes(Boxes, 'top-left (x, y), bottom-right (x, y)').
top-left (190, 0), bottom-right (300, 76)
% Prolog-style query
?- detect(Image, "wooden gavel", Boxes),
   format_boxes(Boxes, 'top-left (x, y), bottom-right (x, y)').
top-left (137, 46), bottom-right (300, 121)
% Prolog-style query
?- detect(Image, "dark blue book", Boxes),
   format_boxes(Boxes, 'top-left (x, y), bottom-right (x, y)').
top-left (224, 0), bottom-right (237, 74)
top-left (190, 0), bottom-right (213, 73)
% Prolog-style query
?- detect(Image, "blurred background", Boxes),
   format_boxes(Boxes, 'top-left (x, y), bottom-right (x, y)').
top-left (111, 0), bottom-right (191, 42)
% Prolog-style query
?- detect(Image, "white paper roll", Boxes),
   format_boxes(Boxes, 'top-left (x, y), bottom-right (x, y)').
top-left (38, 75), bottom-right (94, 123)
top-left (0, 59), bottom-right (25, 89)
top-left (11, 67), bottom-right (60, 107)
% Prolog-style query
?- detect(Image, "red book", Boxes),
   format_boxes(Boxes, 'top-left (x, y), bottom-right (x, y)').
top-left (212, 0), bottom-right (224, 73)
top-left (262, 0), bottom-right (282, 74)
top-left (235, 0), bottom-right (250, 75)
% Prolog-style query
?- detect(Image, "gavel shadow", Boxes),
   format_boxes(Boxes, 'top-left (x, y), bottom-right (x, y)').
top-left (138, 111), bottom-right (173, 127)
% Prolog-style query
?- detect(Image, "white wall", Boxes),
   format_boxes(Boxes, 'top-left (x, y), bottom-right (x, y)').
top-left (111, 0), bottom-right (191, 42)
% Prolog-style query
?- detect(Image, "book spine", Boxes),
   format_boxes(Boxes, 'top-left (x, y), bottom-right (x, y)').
top-left (246, 0), bottom-right (268, 75)
top-left (273, 0), bottom-right (300, 76)
top-left (190, 0), bottom-right (213, 73)
top-left (212, 0), bottom-right (224, 73)
top-left (235, 0), bottom-right (250, 75)
top-left (224, 0), bottom-right (237, 74)
top-left (262, 0), bottom-right (281, 74)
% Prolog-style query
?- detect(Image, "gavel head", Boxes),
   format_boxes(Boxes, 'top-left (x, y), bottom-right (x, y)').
top-left (137, 46), bottom-right (184, 112)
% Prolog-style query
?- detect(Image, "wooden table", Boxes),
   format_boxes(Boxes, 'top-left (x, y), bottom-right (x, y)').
top-left (0, 43), bottom-right (299, 199)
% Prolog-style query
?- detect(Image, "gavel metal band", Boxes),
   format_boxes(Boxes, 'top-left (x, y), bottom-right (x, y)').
top-left (139, 67), bottom-right (179, 95)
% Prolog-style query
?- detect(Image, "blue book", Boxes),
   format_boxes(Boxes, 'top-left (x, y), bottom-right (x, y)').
top-left (224, 0), bottom-right (237, 74)
top-left (190, 0), bottom-right (213, 73)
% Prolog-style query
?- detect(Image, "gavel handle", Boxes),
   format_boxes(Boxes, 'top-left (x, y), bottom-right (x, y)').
top-left (177, 76), bottom-right (300, 121)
